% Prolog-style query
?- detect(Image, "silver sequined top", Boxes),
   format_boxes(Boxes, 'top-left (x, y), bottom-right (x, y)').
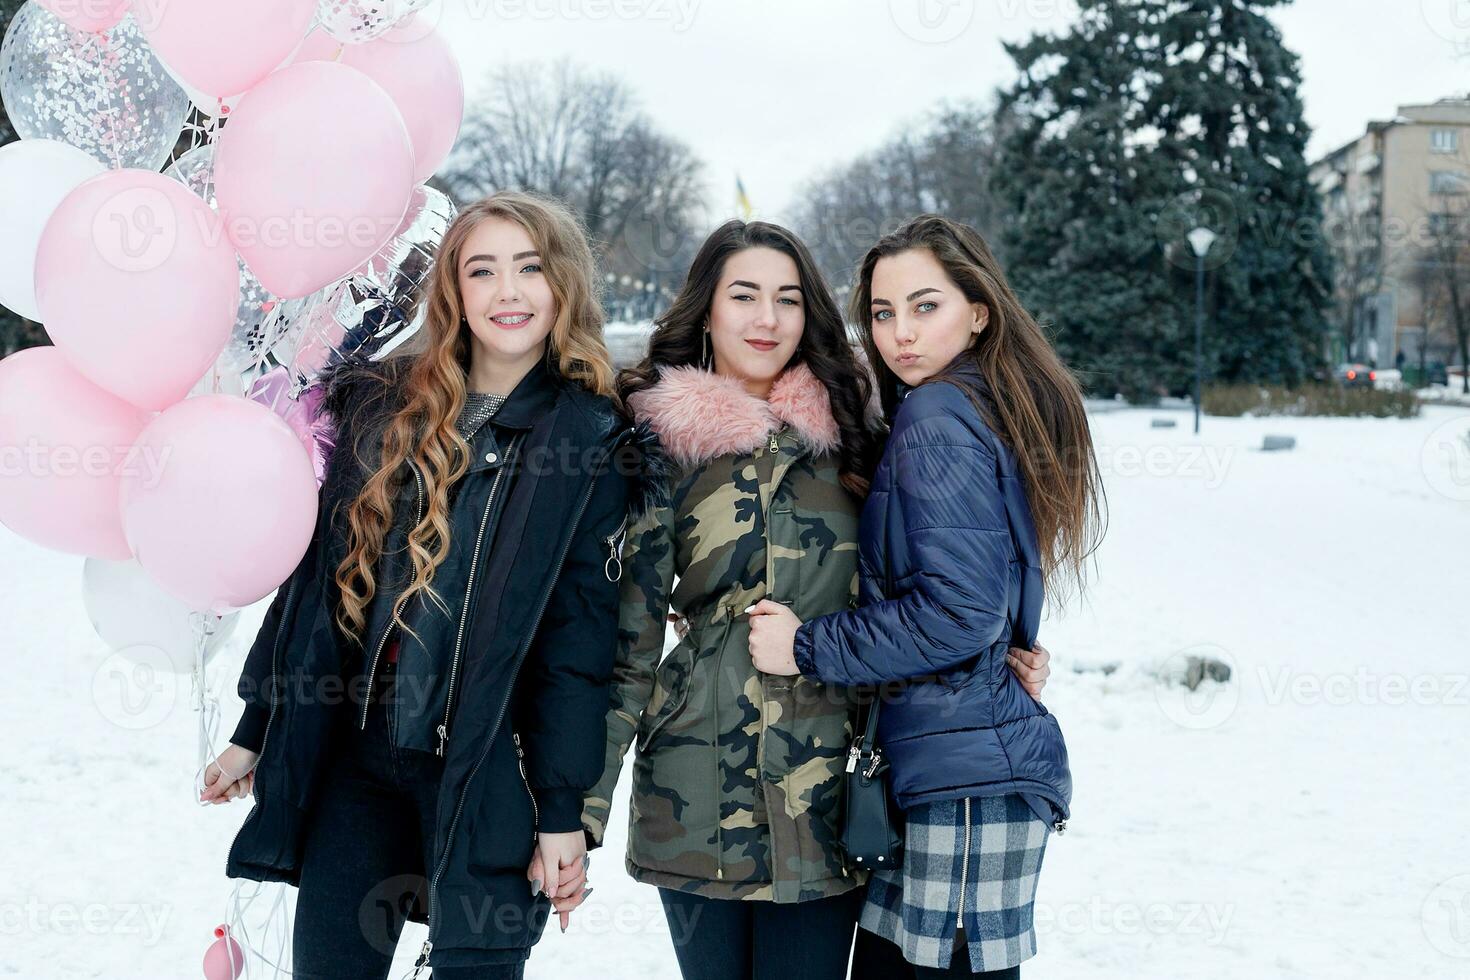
top-left (456, 391), bottom-right (507, 441)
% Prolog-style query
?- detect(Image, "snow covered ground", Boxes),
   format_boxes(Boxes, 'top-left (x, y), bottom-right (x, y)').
top-left (3, 404), bottom-right (1468, 979)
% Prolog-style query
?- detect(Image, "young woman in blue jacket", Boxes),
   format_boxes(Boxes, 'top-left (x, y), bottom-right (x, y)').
top-left (748, 214), bottom-right (1104, 979)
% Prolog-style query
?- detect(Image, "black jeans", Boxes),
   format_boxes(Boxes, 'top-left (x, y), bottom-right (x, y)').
top-left (851, 926), bottom-right (1020, 980)
top-left (291, 665), bottom-right (524, 980)
top-left (656, 887), bottom-right (862, 980)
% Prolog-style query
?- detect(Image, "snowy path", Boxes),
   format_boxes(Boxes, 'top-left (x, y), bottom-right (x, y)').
top-left (3, 405), bottom-right (1467, 978)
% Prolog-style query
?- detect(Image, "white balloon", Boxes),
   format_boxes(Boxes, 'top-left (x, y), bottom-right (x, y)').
top-left (0, 139), bottom-right (107, 322)
top-left (82, 557), bottom-right (240, 675)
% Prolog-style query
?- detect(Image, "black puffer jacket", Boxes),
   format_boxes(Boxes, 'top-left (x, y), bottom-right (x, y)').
top-left (225, 356), bottom-right (649, 968)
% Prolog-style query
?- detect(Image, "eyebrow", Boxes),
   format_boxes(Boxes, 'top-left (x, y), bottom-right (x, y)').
top-left (463, 251), bottom-right (540, 266)
top-left (728, 280), bottom-right (803, 293)
top-left (871, 287), bottom-right (942, 307)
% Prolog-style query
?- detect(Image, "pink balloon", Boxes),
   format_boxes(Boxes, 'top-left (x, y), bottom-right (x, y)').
top-left (0, 347), bottom-right (149, 560)
top-left (134, 0), bottom-right (315, 99)
top-left (287, 26), bottom-right (344, 67)
top-left (213, 61), bottom-right (415, 299)
top-left (330, 16), bottom-right (463, 184)
top-left (120, 396), bottom-right (318, 613)
top-left (35, 0), bottom-right (130, 33)
top-left (34, 170), bottom-right (241, 412)
top-left (202, 924), bottom-right (245, 980)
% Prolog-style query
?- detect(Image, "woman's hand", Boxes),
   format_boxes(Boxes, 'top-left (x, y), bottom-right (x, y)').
top-left (746, 599), bottom-right (803, 676)
top-left (526, 831), bottom-right (590, 933)
top-left (201, 744), bottom-right (260, 804)
top-left (1007, 642), bottom-right (1052, 700)
top-left (746, 596), bottom-right (1052, 694)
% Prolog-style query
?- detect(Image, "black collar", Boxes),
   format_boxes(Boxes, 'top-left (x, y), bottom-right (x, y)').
top-left (481, 356), bottom-right (560, 431)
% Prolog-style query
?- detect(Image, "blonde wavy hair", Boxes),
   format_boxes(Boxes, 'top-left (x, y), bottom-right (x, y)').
top-left (333, 191), bottom-right (617, 645)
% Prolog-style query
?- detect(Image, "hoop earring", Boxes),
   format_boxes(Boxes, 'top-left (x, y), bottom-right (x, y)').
top-left (701, 329), bottom-right (710, 367)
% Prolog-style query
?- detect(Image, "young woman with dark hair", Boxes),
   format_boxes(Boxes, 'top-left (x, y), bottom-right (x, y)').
top-left (581, 218), bottom-right (1055, 980)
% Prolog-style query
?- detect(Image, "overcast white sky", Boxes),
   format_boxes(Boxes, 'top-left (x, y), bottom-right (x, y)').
top-left (435, 0), bottom-right (1467, 224)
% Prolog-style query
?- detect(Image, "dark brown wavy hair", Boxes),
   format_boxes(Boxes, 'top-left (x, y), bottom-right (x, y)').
top-left (333, 191), bottom-right (616, 645)
top-left (850, 214), bottom-right (1105, 598)
top-left (619, 219), bottom-right (881, 496)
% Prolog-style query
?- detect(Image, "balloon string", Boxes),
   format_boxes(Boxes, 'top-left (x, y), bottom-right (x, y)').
top-left (209, 605), bottom-right (291, 978)
top-left (59, 20), bottom-right (122, 171)
top-left (225, 880), bottom-right (293, 978)
top-left (191, 614), bottom-right (227, 804)
top-left (94, 30), bottom-right (123, 172)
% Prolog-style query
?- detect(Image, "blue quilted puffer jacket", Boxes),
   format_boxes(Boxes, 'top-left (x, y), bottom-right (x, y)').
top-left (792, 356), bottom-right (1071, 829)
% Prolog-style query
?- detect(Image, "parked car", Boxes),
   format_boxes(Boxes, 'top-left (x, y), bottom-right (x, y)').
top-left (1372, 368), bottom-right (1404, 391)
top-left (1333, 362), bottom-right (1377, 388)
top-left (1427, 361), bottom-right (1450, 387)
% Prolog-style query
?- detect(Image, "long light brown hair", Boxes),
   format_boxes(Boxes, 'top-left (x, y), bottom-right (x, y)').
top-left (850, 214), bottom-right (1105, 599)
top-left (333, 191), bottom-right (616, 645)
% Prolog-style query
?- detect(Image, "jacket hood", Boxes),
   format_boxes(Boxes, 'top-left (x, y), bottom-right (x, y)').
top-left (626, 361), bottom-right (841, 469)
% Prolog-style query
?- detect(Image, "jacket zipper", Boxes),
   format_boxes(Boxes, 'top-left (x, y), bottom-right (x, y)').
top-left (412, 432), bottom-right (630, 975)
top-left (752, 424), bottom-right (794, 887)
top-left (358, 460), bottom-right (426, 731)
top-left (603, 514), bottom-right (629, 582)
top-left (1006, 778), bottom-right (1071, 833)
top-left (957, 797), bottom-right (972, 933)
top-left (512, 731), bottom-right (540, 842)
top-left (709, 617), bottom-right (736, 880)
top-left (437, 439), bottom-right (518, 757)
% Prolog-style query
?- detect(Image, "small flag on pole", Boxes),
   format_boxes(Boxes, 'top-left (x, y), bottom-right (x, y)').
top-left (736, 175), bottom-right (753, 220)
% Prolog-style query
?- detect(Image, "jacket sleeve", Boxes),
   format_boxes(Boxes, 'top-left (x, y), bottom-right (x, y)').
top-left (229, 513), bottom-right (320, 754)
top-left (228, 583), bottom-right (291, 753)
top-left (793, 388), bottom-right (1015, 686)
top-left (517, 461), bottom-right (632, 835)
top-left (580, 497), bottom-right (677, 850)
top-left (229, 377), bottom-right (354, 754)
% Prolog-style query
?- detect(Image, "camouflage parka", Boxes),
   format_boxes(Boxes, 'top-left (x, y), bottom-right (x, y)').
top-left (582, 361), bottom-right (865, 903)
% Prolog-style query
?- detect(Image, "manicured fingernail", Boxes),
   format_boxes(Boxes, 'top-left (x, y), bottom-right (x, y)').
top-left (582, 887), bottom-right (594, 898)
top-left (531, 878), bottom-right (541, 895)
top-left (744, 605), bottom-right (756, 614)
top-left (583, 855), bottom-right (590, 869)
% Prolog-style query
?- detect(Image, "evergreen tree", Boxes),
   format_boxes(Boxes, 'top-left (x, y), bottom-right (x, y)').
top-left (993, 0), bottom-right (1331, 399)
top-left (1149, 0), bottom-right (1331, 385)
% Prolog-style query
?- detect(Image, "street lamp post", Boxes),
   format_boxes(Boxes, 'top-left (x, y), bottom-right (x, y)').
top-left (1187, 227), bottom-right (1217, 435)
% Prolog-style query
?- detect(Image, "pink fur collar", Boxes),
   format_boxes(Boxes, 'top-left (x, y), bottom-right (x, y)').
top-left (627, 362), bottom-right (841, 468)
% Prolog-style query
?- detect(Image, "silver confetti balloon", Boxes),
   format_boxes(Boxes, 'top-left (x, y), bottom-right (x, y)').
top-left (280, 185), bottom-right (456, 385)
top-left (315, 0), bottom-right (438, 44)
top-left (357, 184), bottom-right (456, 326)
top-left (0, 6), bottom-right (190, 171)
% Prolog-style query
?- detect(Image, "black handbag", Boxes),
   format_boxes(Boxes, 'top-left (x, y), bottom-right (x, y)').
top-left (839, 694), bottom-right (903, 868)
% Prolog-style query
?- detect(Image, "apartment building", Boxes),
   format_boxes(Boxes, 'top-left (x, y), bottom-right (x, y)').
top-left (1310, 97), bottom-right (1470, 370)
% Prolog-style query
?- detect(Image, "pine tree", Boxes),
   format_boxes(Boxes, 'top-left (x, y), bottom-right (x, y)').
top-left (1148, 0), bottom-right (1331, 385)
top-left (993, 0), bottom-right (1331, 399)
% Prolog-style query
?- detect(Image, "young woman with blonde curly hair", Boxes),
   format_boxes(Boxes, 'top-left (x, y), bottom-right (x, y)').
top-left (203, 191), bottom-right (641, 979)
